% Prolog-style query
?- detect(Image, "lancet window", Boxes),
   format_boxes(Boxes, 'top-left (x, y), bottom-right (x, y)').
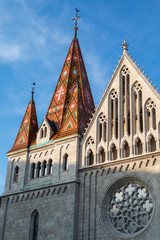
top-left (99, 147), bottom-right (105, 163)
top-left (123, 141), bottom-right (130, 158)
top-left (146, 99), bottom-right (156, 131)
top-left (41, 160), bottom-right (47, 176)
top-left (13, 166), bottom-right (19, 182)
top-left (121, 66), bottom-right (130, 136)
top-left (98, 113), bottom-right (107, 142)
top-left (63, 154), bottom-right (69, 171)
top-left (36, 162), bottom-right (41, 177)
top-left (88, 150), bottom-right (94, 165)
top-left (135, 138), bottom-right (143, 155)
top-left (110, 144), bottom-right (117, 160)
top-left (110, 90), bottom-right (118, 140)
top-left (40, 124), bottom-right (47, 139)
top-left (133, 81), bottom-right (143, 133)
top-left (47, 159), bottom-right (53, 175)
top-left (148, 135), bottom-right (156, 152)
top-left (30, 210), bottom-right (39, 240)
top-left (31, 163), bottom-right (36, 179)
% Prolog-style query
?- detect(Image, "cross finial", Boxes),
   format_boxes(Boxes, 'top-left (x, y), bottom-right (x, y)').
top-left (122, 40), bottom-right (129, 53)
top-left (72, 8), bottom-right (80, 39)
top-left (31, 82), bottom-right (36, 100)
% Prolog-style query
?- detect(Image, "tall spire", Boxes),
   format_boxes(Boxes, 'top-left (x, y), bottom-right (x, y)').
top-left (46, 36), bottom-right (95, 139)
top-left (9, 87), bottom-right (38, 152)
top-left (73, 8), bottom-right (80, 39)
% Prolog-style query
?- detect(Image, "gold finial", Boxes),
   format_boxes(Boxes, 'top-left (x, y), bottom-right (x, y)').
top-left (31, 82), bottom-right (36, 100)
top-left (72, 8), bottom-right (80, 39)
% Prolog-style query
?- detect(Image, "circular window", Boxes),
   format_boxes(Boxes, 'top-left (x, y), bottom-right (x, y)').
top-left (102, 178), bottom-right (154, 239)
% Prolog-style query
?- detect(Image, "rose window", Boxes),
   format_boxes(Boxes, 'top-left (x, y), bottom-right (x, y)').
top-left (102, 179), bottom-right (154, 238)
top-left (108, 182), bottom-right (153, 235)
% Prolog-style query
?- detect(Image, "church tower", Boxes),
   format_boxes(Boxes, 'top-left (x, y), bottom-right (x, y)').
top-left (0, 11), bottom-right (95, 240)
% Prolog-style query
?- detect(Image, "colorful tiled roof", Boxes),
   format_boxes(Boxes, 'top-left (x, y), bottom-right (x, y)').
top-left (46, 37), bottom-right (95, 139)
top-left (9, 97), bottom-right (38, 152)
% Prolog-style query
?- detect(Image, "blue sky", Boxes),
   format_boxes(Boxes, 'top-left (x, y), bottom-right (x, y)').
top-left (0, 0), bottom-right (160, 195)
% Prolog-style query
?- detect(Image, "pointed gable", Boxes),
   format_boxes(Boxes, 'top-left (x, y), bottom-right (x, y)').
top-left (9, 98), bottom-right (38, 152)
top-left (46, 37), bottom-right (95, 138)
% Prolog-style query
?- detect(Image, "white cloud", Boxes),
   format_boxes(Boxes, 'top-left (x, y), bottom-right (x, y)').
top-left (51, 30), bottom-right (71, 45)
top-left (0, 42), bottom-right (22, 61)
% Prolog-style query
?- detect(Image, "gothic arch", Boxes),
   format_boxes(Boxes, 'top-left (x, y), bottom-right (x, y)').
top-left (97, 112), bottom-right (107, 143)
top-left (29, 210), bottom-right (39, 240)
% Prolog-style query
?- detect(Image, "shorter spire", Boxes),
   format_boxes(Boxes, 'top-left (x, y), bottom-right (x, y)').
top-left (9, 90), bottom-right (38, 152)
top-left (73, 8), bottom-right (80, 39)
top-left (122, 40), bottom-right (129, 53)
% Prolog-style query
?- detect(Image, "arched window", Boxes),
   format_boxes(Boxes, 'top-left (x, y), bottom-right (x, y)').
top-left (99, 148), bottom-right (105, 163)
top-left (123, 141), bottom-right (130, 158)
top-left (64, 154), bottom-right (69, 171)
top-left (31, 163), bottom-right (35, 179)
top-left (110, 144), bottom-right (117, 160)
top-left (47, 159), bottom-right (53, 175)
top-left (36, 162), bottom-right (41, 177)
top-left (88, 150), bottom-right (94, 166)
top-left (148, 135), bottom-right (156, 152)
top-left (44, 127), bottom-right (47, 138)
top-left (14, 166), bottom-right (19, 182)
top-left (30, 210), bottom-right (39, 240)
top-left (121, 66), bottom-right (130, 137)
top-left (40, 129), bottom-right (43, 139)
top-left (41, 160), bottom-right (47, 176)
top-left (98, 113), bottom-right (107, 143)
top-left (135, 138), bottom-right (142, 155)
top-left (146, 99), bottom-right (156, 131)
top-left (109, 90), bottom-right (118, 140)
top-left (133, 82), bottom-right (143, 134)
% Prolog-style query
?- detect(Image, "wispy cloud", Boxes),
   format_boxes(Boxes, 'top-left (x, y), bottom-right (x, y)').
top-left (0, 42), bottom-right (22, 61)
top-left (51, 29), bottom-right (71, 45)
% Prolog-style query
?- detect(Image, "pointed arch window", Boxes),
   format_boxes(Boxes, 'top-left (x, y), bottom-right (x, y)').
top-left (146, 99), bottom-right (156, 131)
top-left (110, 144), bottom-right (117, 160)
top-left (41, 160), bottom-right (47, 176)
top-left (121, 67), bottom-right (131, 137)
top-left (109, 90), bottom-right (118, 140)
top-left (36, 162), bottom-right (41, 177)
top-left (44, 127), bottom-right (47, 138)
top-left (123, 141), bottom-right (130, 158)
top-left (14, 166), bottom-right (19, 182)
top-left (31, 163), bottom-right (35, 179)
top-left (88, 150), bottom-right (94, 166)
top-left (30, 210), bottom-right (39, 240)
top-left (133, 82), bottom-right (143, 134)
top-left (98, 113), bottom-right (107, 143)
top-left (99, 147), bottom-right (105, 163)
top-left (63, 154), bottom-right (69, 171)
top-left (148, 135), bottom-right (156, 152)
top-left (40, 129), bottom-right (43, 139)
top-left (135, 138), bottom-right (142, 155)
top-left (47, 159), bottom-right (53, 175)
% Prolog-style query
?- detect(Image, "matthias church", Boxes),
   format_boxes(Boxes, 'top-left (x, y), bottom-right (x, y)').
top-left (0, 15), bottom-right (160, 240)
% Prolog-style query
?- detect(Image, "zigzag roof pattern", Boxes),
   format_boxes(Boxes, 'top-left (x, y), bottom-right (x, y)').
top-left (9, 98), bottom-right (38, 152)
top-left (46, 37), bottom-right (95, 139)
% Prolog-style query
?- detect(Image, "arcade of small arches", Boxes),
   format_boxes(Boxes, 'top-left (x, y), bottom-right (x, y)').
top-left (13, 154), bottom-right (69, 183)
top-left (85, 66), bottom-right (159, 166)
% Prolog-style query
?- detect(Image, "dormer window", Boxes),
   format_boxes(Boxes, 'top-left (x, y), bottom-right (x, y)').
top-left (40, 124), bottom-right (47, 139)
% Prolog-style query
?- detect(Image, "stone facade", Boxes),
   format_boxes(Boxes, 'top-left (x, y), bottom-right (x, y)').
top-left (0, 39), bottom-right (160, 240)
